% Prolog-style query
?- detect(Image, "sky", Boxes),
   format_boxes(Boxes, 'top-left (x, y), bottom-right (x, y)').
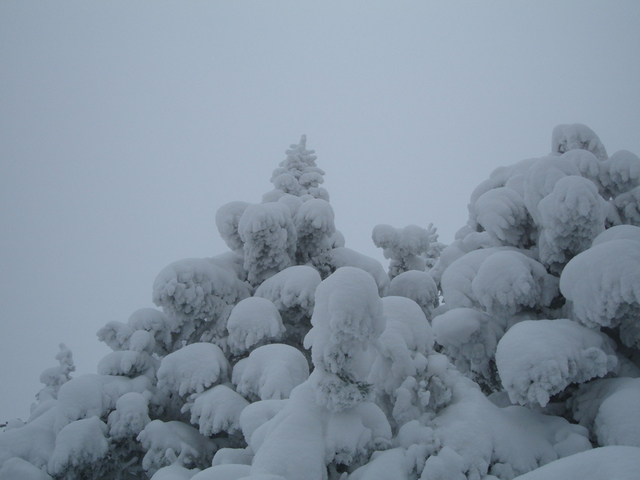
top-left (1, 1), bottom-right (639, 422)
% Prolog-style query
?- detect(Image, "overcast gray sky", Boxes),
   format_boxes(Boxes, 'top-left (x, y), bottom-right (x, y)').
top-left (1, 1), bottom-right (639, 421)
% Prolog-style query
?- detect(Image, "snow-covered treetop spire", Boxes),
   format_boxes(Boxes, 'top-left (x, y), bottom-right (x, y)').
top-left (268, 135), bottom-right (329, 201)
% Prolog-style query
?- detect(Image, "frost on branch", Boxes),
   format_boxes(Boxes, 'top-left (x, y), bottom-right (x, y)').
top-left (232, 344), bottom-right (309, 401)
top-left (293, 198), bottom-right (335, 267)
top-left (47, 416), bottom-right (110, 479)
top-left (537, 175), bottom-right (606, 273)
top-left (551, 123), bottom-right (608, 161)
top-left (372, 223), bottom-right (442, 278)
top-left (472, 187), bottom-right (532, 248)
top-left (304, 267), bottom-right (385, 411)
top-left (157, 343), bottom-right (229, 397)
top-left (560, 239), bottom-right (640, 348)
top-left (496, 319), bottom-right (617, 407)
top-left (216, 201), bottom-right (251, 252)
top-left (388, 270), bottom-right (439, 318)
top-left (226, 297), bottom-right (285, 356)
top-left (152, 258), bottom-right (250, 347)
top-left (433, 308), bottom-right (503, 391)
top-left (183, 384), bottom-right (249, 437)
top-left (238, 202), bottom-right (297, 286)
top-left (137, 420), bottom-right (216, 475)
top-left (107, 392), bottom-right (151, 441)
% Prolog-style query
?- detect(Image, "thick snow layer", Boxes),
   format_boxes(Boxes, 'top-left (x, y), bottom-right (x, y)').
top-left (522, 155), bottom-right (580, 225)
top-left (473, 187), bottom-right (530, 247)
top-left (137, 420), bottom-right (216, 474)
top-left (238, 399), bottom-right (287, 446)
top-left (107, 391), bottom-right (151, 440)
top-left (238, 202), bottom-right (297, 286)
top-left (512, 446), bottom-right (640, 480)
top-left (471, 250), bottom-right (558, 317)
top-left (216, 201), bottom-right (251, 252)
top-left (294, 198), bottom-right (335, 264)
top-left (150, 464), bottom-right (200, 480)
top-left (422, 373), bottom-right (591, 480)
top-left (496, 319), bottom-right (617, 407)
top-left (615, 185), bottom-right (640, 225)
top-left (249, 378), bottom-right (391, 480)
top-left (572, 377), bottom-right (640, 448)
top-left (254, 265), bottom-right (321, 323)
top-left (552, 123), bottom-right (608, 161)
top-left (0, 457), bottom-right (52, 480)
top-left (389, 270), bottom-right (439, 318)
top-left (304, 268), bottom-right (384, 410)
top-left (602, 149), bottom-right (640, 197)
top-left (432, 308), bottom-right (503, 386)
top-left (372, 224), bottom-right (438, 278)
top-left (153, 258), bottom-right (251, 323)
top-left (47, 416), bottom-right (109, 477)
top-left (0, 406), bottom-right (57, 470)
top-left (126, 308), bottom-right (180, 355)
top-left (191, 464), bottom-right (251, 480)
top-left (185, 384), bottom-right (249, 436)
top-left (560, 239), bottom-right (640, 347)
top-left (232, 344), bottom-right (309, 401)
top-left (226, 297), bottom-right (285, 355)
top-left (157, 343), bottom-right (229, 397)
top-left (538, 175), bottom-right (606, 272)
top-left (591, 224), bottom-right (640, 246)
top-left (97, 350), bottom-right (154, 377)
top-left (327, 247), bottom-right (390, 296)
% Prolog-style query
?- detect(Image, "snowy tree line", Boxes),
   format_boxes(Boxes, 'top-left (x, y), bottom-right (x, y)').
top-left (1, 127), bottom-right (639, 480)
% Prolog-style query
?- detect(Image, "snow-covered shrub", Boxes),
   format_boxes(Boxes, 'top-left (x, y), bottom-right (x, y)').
top-left (551, 123), bottom-right (608, 161)
top-left (327, 247), bottom-right (390, 296)
top-left (226, 297), bottom-right (285, 355)
top-left (216, 201), bottom-right (251, 252)
top-left (293, 198), bottom-right (335, 265)
top-left (107, 392), bottom-right (151, 440)
top-left (472, 187), bottom-right (532, 248)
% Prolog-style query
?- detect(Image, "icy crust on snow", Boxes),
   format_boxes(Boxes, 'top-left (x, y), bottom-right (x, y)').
top-left (47, 416), bottom-right (109, 478)
top-left (157, 343), bottom-right (229, 397)
top-left (184, 384), bottom-right (249, 436)
top-left (248, 379), bottom-right (391, 480)
top-left (389, 270), bottom-right (439, 318)
top-left (571, 377), bottom-right (640, 448)
top-left (512, 446), bottom-right (640, 480)
top-left (432, 308), bottom-right (503, 387)
top-left (216, 201), bottom-right (251, 252)
top-left (153, 258), bottom-right (251, 324)
top-left (551, 123), bottom-right (608, 162)
top-left (232, 344), bottom-right (309, 401)
top-left (293, 198), bottom-right (335, 264)
top-left (238, 202), bottom-right (298, 286)
top-left (226, 297), bottom-right (285, 355)
top-left (254, 265), bottom-right (321, 323)
top-left (560, 239), bottom-right (640, 348)
top-left (138, 420), bottom-right (216, 474)
top-left (496, 319), bottom-right (617, 407)
top-left (537, 175), bottom-right (606, 272)
top-left (591, 224), bottom-right (640, 247)
top-left (327, 247), bottom-right (390, 296)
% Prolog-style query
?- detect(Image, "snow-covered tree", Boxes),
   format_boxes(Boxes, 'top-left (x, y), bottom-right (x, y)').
top-left (3, 129), bottom-right (640, 480)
